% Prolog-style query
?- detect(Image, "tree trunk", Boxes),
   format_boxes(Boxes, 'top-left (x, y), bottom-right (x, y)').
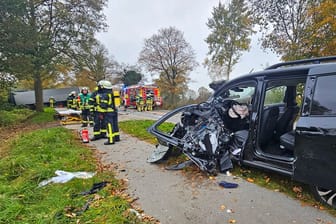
top-left (34, 71), bottom-right (43, 112)
top-left (171, 93), bottom-right (176, 107)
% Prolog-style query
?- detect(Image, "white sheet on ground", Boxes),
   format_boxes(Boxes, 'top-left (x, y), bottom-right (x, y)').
top-left (38, 170), bottom-right (95, 187)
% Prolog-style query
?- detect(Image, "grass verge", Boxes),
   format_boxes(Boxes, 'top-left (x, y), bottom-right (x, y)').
top-left (119, 120), bottom-right (174, 145)
top-left (119, 119), bottom-right (336, 216)
top-left (0, 111), bottom-right (157, 223)
top-left (28, 107), bottom-right (56, 124)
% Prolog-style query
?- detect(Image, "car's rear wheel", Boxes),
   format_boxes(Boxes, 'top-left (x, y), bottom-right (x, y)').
top-left (310, 186), bottom-right (336, 209)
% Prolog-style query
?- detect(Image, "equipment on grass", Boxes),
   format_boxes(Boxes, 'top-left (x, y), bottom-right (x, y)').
top-left (80, 128), bottom-right (90, 143)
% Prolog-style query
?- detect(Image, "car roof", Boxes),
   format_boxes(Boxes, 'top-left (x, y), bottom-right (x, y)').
top-left (226, 60), bottom-right (336, 85)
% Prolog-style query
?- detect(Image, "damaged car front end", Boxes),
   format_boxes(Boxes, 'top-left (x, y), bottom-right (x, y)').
top-left (147, 94), bottom-right (248, 175)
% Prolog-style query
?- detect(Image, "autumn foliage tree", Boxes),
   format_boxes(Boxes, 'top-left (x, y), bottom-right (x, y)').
top-left (138, 27), bottom-right (198, 107)
top-left (303, 0), bottom-right (336, 57)
top-left (74, 41), bottom-right (118, 89)
top-left (249, 0), bottom-right (336, 61)
top-left (0, 0), bottom-right (107, 111)
top-left (205, 0), bottom-right (254, 81)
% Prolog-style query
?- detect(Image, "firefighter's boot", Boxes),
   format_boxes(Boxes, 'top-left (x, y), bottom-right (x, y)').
top-left (90, 135), bottom-right (102, 141)
top-left (104, 140), bottom-right (114, 145)
top-left (114, 135), bottom-right (120, 142)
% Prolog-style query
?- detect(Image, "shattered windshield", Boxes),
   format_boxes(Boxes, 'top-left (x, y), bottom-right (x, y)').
top-left (222, 86), bottom-right (255, 104)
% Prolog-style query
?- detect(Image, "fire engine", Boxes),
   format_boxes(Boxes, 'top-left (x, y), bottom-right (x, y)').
top-left (122, 85), bottom-right (162, 109)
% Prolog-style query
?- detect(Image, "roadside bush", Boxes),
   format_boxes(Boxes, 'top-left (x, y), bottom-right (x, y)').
top-left (0, 101), bottom-right (34, 127)
top-left (0, 102), bottom-right (17, 111)
top-left (0, 109), bottom-right (33, 127)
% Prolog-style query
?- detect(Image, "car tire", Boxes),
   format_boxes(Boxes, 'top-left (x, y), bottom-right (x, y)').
top-left (310, 185), bottom-right (336, 209)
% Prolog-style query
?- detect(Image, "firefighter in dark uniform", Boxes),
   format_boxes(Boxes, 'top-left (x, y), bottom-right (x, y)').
top-left (67, 91), bottom-right (78, 110)
top-left (89, 82), bottom-right (107, 141)
top-left (101, 80), bottom-right (120, 145)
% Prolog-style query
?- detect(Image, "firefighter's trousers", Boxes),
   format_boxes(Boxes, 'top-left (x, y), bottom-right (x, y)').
top-left (137, 101), bottom-right (145, 112)
top-left (105, 111), bottom-right (120, 144)
top-left (81, 109), bottom-right (93, 126)
top-left (93, 111), bottom-right (107, 138)
top-left (146, 101), bottom-right (153, 111)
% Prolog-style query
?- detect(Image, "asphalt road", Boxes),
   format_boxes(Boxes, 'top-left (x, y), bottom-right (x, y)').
top-left (66, 109), bottom-right (336, 224)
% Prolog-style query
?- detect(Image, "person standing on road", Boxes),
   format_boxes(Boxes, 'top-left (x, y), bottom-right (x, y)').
top-left (79, 87), bottom-right (92, 127)
top-left (89, 83), bottom-right (107, 141)
top-left (136, 93), bottom-right (145, 112)
top-left (98, 80), bottom-right (120, 145)
top-left (67, 91), bottom-right (78, 110)
top-left (145, 93), bottom-right (153, 111)
top-left (123, 92), bottom-right (129, 111)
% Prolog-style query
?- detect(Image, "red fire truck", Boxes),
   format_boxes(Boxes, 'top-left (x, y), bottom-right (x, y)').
top-left (122, 85), bottom-right (162, 109)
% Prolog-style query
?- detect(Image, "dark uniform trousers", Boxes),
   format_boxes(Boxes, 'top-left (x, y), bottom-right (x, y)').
top-left (105, 111), bottom-right (120, 144)
top-left (93, 111), bottom-right (107, 138)
top-left (81, 109), bottom-right (92, 126)
top-left (89, 90), bottom-right (107, 139)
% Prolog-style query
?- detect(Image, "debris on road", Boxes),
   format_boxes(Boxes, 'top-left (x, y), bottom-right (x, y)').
top-left (218, 181), bottom-right (239, 189)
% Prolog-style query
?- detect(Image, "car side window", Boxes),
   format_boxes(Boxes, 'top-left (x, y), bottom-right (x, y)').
top-left (264, 86), bottom-right (286, 106)
top-left (311, 75), bottom-right (336, 116)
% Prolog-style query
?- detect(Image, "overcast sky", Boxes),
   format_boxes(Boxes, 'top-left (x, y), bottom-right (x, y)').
top-left (96, 0), bottom-right (280, 91)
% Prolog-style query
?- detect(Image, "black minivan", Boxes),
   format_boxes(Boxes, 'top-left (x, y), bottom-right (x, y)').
top-left (147, 56), bottom-right (336, 208)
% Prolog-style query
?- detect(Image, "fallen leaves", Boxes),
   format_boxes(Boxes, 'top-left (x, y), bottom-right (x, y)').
top-left (226, 208), bottom-right (234, 213)
top-left (209, 176), bottom-right (216, 180)
top-left (246, 178), bottom-right (254, 183)
top-left (292, 186), bottom-right (302, 194)
top-left (293, 186), bottom-right (303, 199)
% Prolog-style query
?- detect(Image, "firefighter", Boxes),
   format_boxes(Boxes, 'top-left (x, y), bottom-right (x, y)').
top-left (145, 93), bottom-right (153, 111)
top-left (136, 93), bottom-right (144, 112)
top-left (79, 87), bottom-right (92, 127)
top-left (135, 94), bottom-right (140, 111)
top-left (89, 83), bottom-right (107, 141)
top-left (67, 91), bottom-right (78, 110)
top-left (104, 83), bottom-right (120, 145)
top-left (123, 92), bottom-right (128, 111)
top-left (49, 96), bottom-right (56, 108)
